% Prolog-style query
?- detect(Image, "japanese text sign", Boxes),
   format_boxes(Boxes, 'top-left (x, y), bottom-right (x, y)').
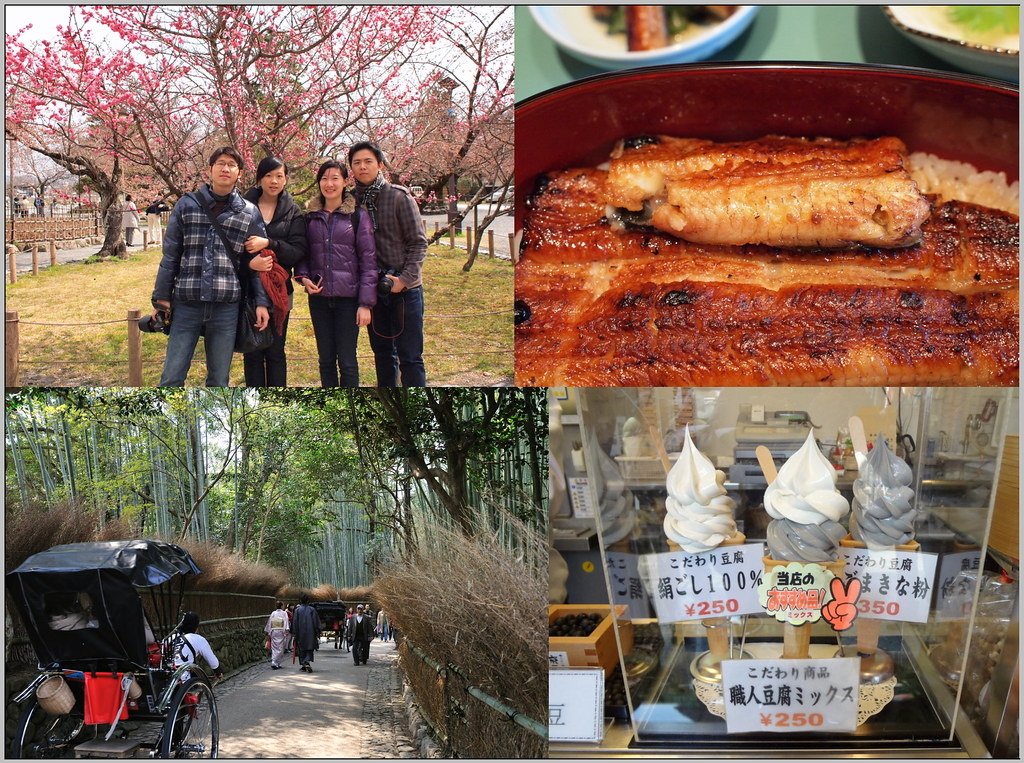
top-left (567, 477), bottom-right (595, 518)
top-left (640, 543), bottom-right (764, 622)
top-left (605, 552), bottom-right (650, 619)
top-left (722, 658), bottom-right (859, 734)
top-left (758, 562), bottom-right (840, 625)
top-left (934, 550), bottom-right (981, 621)
top-left (549, 669), bottom-right (604, 743)
top-left (841, 548), bottom-right (938, 623)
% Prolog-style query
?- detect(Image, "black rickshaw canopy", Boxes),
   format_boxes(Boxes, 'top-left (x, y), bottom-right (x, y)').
top-left (7, 540), bottom-right (201, 670)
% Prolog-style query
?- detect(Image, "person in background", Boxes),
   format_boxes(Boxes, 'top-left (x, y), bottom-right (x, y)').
top-left (173, 611), bottom-right (224, 682)
top-left (344, 606), bottom-right (355, 653)
top-left (146, 197), bottom-right (171, 246)
top-left (34, 196), bottom-right (45, 217)
top-left (347, 603), bottom-right (375, 666)
top-left (290, 594), bottom-right (322, 673)
top-left (348, 141), bottom-right (427, 387)
top-left (376, 608), bottom-right (390, 643)
top-left (294, 160), bottom-right (376, 387)
top-left (123, 194), bottom-right (140, 247)
top-left (242, 157), bottom-right (307, 387)
top-left (264, 600), bottom-right (290, 670)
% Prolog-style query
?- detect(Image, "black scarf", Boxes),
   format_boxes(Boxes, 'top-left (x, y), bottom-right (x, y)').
top-left (358, 173), bottom-right (386, 230)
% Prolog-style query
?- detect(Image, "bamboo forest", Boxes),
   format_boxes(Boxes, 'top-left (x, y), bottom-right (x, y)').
top-left (5, 387), bottom-right (548, 587)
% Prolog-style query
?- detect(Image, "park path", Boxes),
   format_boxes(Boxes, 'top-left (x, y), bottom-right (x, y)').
top-left (214, 637), bottom-right (418, 759)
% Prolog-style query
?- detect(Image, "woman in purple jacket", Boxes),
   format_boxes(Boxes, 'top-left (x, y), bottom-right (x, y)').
top-left (295, 160), bottom-right (377, 387)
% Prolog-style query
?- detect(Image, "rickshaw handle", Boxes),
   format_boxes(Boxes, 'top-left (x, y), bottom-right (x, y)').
top-left (12, 671), bottom-right (53, 704)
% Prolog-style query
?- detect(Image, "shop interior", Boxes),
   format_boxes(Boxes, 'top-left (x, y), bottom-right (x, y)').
top-left (549, 387), bottom-right (1018, 758)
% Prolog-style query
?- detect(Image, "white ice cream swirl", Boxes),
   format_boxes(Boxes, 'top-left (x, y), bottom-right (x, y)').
top-left (663, 426), bottom-right (740, 553)
top-left (764, 430), bottom-right (850, 562)
top-left (851, 434), bottom-right (916, 549)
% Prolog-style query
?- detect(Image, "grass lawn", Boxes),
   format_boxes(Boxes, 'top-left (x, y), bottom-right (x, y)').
top-left (6, 244), bottom-right (512, 387)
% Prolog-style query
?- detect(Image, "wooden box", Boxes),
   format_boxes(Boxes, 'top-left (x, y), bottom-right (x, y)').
top-left (548, 604), bottom-right (633, 676)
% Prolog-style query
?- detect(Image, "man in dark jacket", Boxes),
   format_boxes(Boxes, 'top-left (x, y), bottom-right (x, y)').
top-left (348, 141), bottom-right (428, 387)
top-left (291, 594), bottom-right (322, 673)
top-left (346, 603), bottom-right (375, 665)
top-left (151, 146), bottom-right (270, 386)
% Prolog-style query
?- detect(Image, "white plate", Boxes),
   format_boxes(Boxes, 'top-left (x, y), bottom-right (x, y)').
top-left (529, 6), bottom-right (759, 71)
top-left (885, 6), bottom-right (1019, 82)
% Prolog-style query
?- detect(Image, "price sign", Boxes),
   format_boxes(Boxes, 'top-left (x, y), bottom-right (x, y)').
top-left (549, 669), bottom-right (604, 743)
top-left (605, 552), bottom-right (650, 619)
top-left (841, 548), bottom-right (938, 623)
top-left (567, 477), bottom-right (595, 518)
top-left (641, 543), bottom-right (764, 622)
top-left (933, 550), bottom-right (982, 622)
top-left (722, 658), bottom-right (859, 734)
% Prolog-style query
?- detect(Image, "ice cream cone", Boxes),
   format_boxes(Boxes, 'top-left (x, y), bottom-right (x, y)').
top-left (763, 556), bottom-right (846, 659)
top-left (839, 535), bottom-right (918, 665)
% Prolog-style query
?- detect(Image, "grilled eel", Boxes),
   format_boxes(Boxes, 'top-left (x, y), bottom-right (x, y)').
top-left (515, 167), bottom-right (1019, 387)
top-left (605, 135), bottom-right (933, 248)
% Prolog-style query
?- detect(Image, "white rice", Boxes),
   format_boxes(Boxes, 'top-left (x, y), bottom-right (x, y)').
top-left (908, 151), bottom-right (1019, 215)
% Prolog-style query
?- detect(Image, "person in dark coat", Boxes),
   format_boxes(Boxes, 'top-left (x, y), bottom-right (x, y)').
top-left (346, 604), bottom-right (375, 665)
top-left (294, 160), bottom-right (377, 387)
top-left (242, 157), bottom-right (308, 387)
top-left (291, 594), bottom-right (322, 673)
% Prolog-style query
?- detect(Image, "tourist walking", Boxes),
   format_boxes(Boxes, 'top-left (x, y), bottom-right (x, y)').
top-left (347, 603), bottom-right (375, 665)
top-left (151, 146), bottom-right (271, 386)
top-left (146, 198), bottom-right (170, 246)
top-left (264, 600), bottom-right (290, 670)
top-left (348, 141), bottom-right (427, 387)
top-left (291, 594), bottom-right (322, 673)
top-left (344, 606), bottom-right (354, 652)
top-left (376, 608), bottom-right (390, 642)
top-left (295, 160), bottom-right (376, 387)
top-left (123, 194), bottom-right (140, 247)
top-left (33, 196), bottom-right (45, 217)
top-left (242, 157), bottom-right (308, 387)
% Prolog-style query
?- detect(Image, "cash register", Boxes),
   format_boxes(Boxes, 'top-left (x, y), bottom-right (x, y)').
top-left (728, 405), bottom-right (815, 486)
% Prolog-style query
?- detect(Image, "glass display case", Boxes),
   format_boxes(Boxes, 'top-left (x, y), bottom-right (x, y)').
top-left (549, 387), bottom-right (1018, 757)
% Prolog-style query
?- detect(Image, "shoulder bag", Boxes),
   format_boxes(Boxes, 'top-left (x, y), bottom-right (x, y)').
top-left (192, 194), bottom-right (274, 354)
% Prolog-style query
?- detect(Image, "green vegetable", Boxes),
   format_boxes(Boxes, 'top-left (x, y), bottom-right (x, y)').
top-left (665, 7), bottom-right (693, 36)
top-left (947, 6), bottom-right (1019, 35)
top-left (606, 6), bottom-right (626, 36)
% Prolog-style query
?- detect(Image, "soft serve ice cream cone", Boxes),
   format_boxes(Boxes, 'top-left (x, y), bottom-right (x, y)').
top-left (663, 426), bottom-right (745, 673)
top-left (841, 433), bottom-right (918, 664)
top-left (664, 425), bottom-right (745, 553)
top-left (763, 430), bottom-right (850, 658)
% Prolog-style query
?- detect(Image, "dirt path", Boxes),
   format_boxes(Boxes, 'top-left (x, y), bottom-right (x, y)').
top-left (215, 637), bottom-right (416, 758)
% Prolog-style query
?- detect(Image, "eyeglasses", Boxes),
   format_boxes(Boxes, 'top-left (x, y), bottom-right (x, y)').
top-left (212, 161), bottom-right (239, 171)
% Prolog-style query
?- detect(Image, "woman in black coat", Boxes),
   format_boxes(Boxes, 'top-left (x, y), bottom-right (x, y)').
top-left (243, 157), bottom-right (308, 386)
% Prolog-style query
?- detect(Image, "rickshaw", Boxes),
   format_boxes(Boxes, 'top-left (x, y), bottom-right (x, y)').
top-left (6, 539), bottom-right (219, 758)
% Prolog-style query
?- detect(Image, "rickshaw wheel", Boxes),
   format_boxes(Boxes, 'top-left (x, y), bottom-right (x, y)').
top-left (11, 696), bottom-right (87, 759)
top-left (157, 676), bottom-right (218, 759)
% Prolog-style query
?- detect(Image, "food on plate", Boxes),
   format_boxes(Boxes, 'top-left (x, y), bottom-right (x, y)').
top-left (591, 5), bottom-right (738, 51)
top-left (605, 135), bottom-right (932, 248)
top-left (514, 136), bottom-right (1019, 387)
top-left (848, 434), bottom-right (917, 550)
top-left (947, 5), bottom-right (1019, 42)
top-left (763, 431), bottom-right (850, 563)
top-left (663, 425), bottom-right (744, 553)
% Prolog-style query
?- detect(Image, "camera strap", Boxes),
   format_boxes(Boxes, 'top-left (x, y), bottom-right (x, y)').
top-left (370, 291), bottom-right (405, 340)
top-left (191, 192), bottom-right (249, 299)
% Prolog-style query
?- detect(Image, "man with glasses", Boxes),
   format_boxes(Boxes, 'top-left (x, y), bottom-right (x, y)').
top-left (152, 147), bottom-right (270, 386)
top-left (348, 141), bottom-right (428, 387)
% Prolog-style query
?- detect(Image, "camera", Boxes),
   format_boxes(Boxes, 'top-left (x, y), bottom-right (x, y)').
top-left (377, 270), bottom-right (397, 301)
top-left (138, 310), bottom-right (171, 335)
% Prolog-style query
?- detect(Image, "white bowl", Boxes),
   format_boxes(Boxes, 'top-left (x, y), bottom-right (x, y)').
top-left (885, 6), bottom-right (1019, 82)
top-left (529, 6), bottom-right (759, 71)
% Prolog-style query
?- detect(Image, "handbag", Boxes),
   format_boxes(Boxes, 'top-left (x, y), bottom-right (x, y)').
top-left (191, 193), bottom-right (274, 354)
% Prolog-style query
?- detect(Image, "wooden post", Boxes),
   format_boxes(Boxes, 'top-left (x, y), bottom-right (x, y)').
top-left (487, 229), bottom-right (495, 257)
top-left (5, 311), bottom-right (19, 387)
top-left (8, 245), bottom-right (17, 283)
top-left (142, 230), bottom-right (149, 249)
top-left (465, 227), bottom-right (472, 252)
top-left (433, 221), bottom-right (440, 235)
top-left (508, 233), bottom-right (516, 263)
top-left (31, 244), bottom-right (39, 276)
top-left (49, 241), bottom-right (57, 267)
top-left (127, 309), bottom-right (143, 386)
top-left (448, 225), bottom-right (455, 250)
